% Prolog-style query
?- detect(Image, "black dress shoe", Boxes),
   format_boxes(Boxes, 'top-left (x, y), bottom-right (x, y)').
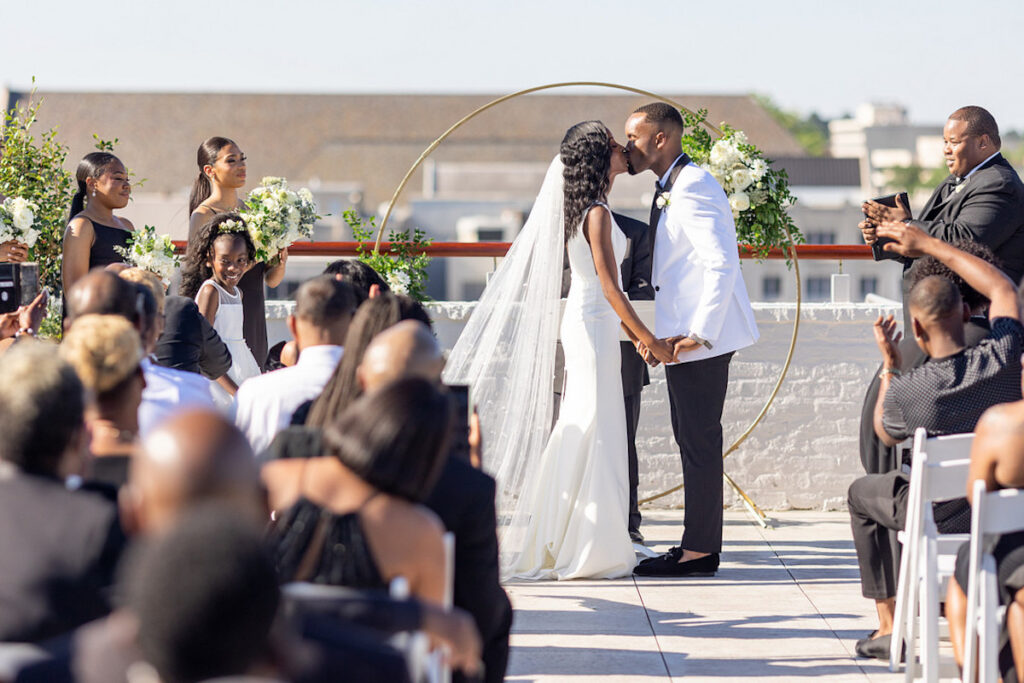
top-left (637, 546), bottom-right (682, 566)
top-left (629, 530), bottom-right (645, 544)
top-left (854, 633), bottom-right (904, 662)
top-left (634, 551), bottom-right (719, 577)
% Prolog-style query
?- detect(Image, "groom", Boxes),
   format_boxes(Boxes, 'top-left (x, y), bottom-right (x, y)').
top-left (625, 103), bottom-right (759, 577)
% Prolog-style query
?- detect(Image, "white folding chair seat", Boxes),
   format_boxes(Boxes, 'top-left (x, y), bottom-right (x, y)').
top-left (891, 428), bottom-right (973, 682)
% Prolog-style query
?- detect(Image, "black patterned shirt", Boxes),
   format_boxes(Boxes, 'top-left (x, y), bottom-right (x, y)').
top-left (882, 317), bottom-right (1024, 441)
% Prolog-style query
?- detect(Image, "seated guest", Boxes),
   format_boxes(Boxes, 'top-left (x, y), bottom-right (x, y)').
top-left (357, 320), bottom-right (512, 683)
top-left (234, 276), bottom-right (357, 454)
top-left (301, 292), bottom-right (433, 429)
top-left (64, 269), bottom-right (138, 328)
top-left (848, 222), bottom-right (1024, 660)
top-left (60, 315), bottom-right (146, 490)
top-left (124, 409), bottom-right (265, 535)
top-left (323, 258), bottom-right (390, 304)
top-left (118, 268), bottom-right (217, 436)
top-left (265, 378), bottom-right (452, 604)
top-left (860, 240), bottom-right (1002, 476)
top-left (946, 397), bottom-right (1024, 681)
top-left (0, 343), bottom-right (125, 642)
top-left (128, 509), bottom-right (284, 683)
top-left (153, 293), bottom-right (232, 381)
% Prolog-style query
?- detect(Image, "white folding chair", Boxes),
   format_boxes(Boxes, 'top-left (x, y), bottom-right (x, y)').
top-left (963, 482), bottom-right (1024, 683)
top-left (390, 530), bottom-right (456, 683)
top-left (890, 428), bottom-right (973, 681)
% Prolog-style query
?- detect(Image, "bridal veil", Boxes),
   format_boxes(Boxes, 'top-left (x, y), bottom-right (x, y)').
top-left (442, 157), bottom-right (565, 576)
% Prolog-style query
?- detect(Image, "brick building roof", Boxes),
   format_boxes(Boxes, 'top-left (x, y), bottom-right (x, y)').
top-left (7, 91), bottom-right (806, 209)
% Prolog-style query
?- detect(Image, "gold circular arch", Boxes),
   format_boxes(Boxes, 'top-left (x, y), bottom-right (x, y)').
top-left (376, 81), bottom-right (801, 525)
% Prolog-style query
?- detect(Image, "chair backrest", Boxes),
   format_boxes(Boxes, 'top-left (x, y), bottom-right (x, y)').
top-left (972, 480), bottom-right (1024, 537)
top-left (914, 428), bottom-right (974, 501)
top-left (915, 428), bottom-right (975, 464)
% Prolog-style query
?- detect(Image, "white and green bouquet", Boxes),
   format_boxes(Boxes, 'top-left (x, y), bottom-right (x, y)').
top-left (0, 196), bottom-right (42, 248)
top-left (680, 109), bottom-right (803, 260)
top-left (114, 224), bottom-right (180, 284)
top-left (241, 176), bottom-right (319, 263)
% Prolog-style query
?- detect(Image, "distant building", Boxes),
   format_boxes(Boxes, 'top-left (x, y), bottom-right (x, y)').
top-left (828, 103), bottom-right (944, 200)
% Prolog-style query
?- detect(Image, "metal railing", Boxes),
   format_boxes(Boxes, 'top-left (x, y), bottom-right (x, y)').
top-left (173, 241), bottom-right (873, 260)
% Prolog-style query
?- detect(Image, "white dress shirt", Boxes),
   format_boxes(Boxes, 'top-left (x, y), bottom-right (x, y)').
top-left (234, 344), bottom-right (344, 454)
top-left (139, 358), bottom-right (218, 437)
top-left (652, 158), bottom-right (759, 363)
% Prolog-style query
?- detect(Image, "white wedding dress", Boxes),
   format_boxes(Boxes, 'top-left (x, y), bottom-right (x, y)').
top-left (510, 202), bottom-right (636, 580)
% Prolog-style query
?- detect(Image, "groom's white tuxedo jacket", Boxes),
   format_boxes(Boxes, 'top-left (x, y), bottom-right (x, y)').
top-left (653, 158), bottom-right (759, 363)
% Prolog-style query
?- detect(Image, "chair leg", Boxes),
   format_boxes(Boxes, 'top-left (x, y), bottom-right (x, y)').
top-left (921, 537), bottom-right (940, 683)
top-left (891, 536), bottom-right (912, 672)
top-left (980, 559), bottom-right (999, 683)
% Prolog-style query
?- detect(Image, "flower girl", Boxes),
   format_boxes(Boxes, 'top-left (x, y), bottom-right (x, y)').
top-left (180, 213), bottom-right (262, 407)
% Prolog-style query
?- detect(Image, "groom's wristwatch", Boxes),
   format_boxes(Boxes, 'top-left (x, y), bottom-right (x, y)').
top-left (688, 333), bottom-right (713, 350)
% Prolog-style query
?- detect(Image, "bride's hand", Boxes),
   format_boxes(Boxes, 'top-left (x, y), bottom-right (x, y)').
top-left (635, 340), bottom-right (660, 367)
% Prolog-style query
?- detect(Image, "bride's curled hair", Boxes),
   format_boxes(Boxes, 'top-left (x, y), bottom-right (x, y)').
top-left (560, 121), bottom-right (612, 241)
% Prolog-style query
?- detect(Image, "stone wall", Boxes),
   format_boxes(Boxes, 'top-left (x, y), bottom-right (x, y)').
top-left (267, 300), bottom-right (902, 512)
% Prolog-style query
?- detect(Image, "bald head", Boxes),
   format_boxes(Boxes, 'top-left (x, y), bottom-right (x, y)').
top-left (357, 320), bottom-right (444, 393)
top-left (66, 270), bottom-right (140, 325)
top-left (128, 410), bottom-right (262, 535)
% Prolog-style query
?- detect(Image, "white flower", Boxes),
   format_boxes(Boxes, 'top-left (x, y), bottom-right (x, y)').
top-left (298, 188), bottom-right (313, 202)
top-left (730, 168), bottom-right (754, 191)
top-left (7, 198), bottom-right (34, 231)
top-left (729, 191), bottom-right (750, 214)
top-left (750, 159), bottom-right (768, 180)
top-left (709, 140), bottom-right (739, 167)
top-left (655, 191), bottom-right (671, 209)
top-left (386, 269), bottom-right (411, 294)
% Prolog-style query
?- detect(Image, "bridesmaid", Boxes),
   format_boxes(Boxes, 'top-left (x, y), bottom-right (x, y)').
top-left (187, 137), bottom-right (287, 370)
top-left (61, 152), bottom-right (135, 292)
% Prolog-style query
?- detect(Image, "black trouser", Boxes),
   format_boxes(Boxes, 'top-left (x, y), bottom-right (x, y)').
top-left (848, 471), bottom-right (910, 600)
top-left (665, 352), bottom-right (733, 554)
top-left (624, 390), bottom-right (642, 536)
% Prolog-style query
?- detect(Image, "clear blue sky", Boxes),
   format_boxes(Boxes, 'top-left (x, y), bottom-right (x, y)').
top-left (4, 0), bottom-right (1024, 129)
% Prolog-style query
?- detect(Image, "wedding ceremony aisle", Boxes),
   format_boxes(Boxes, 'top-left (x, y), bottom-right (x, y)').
top-left (505, 510), bottom-right (944, 682)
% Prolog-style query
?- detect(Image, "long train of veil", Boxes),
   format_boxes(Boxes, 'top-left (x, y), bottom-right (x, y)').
top-left (442, 157), bottom-right (565, 576)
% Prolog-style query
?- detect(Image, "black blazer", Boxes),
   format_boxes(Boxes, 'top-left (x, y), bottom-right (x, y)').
top-left (901, 154), bottom-right (1024, 326)
top-left (0, 471), bottom-right (126, 643)
top-left (615, 212), bottom-right (654, 397)
top-left (154, 295), bottom-right (232, 379)
top-left (423, 457), bottom-right (511, 683)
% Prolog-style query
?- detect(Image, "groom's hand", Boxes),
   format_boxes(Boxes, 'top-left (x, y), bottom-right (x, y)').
top-left (665, 335), bottom-right (702, 356)
top-left (648, 338), bottom-right (678, 365)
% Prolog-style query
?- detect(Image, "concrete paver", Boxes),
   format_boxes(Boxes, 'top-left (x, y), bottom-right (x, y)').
top-left (504, 510), bottom-right (925, 682)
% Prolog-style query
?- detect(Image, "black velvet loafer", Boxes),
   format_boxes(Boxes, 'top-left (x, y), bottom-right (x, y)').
top-left (633, 551), bottom-right (719, 577)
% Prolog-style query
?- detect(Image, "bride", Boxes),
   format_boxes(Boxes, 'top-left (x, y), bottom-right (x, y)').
top-left (444, 121), bottom-right (676, 580)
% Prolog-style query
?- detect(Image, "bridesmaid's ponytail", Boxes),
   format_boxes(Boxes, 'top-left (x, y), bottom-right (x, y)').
top-left (188, 136), bottom-right (237, 215)
top-left (67, 152), bottom-right (119, 224)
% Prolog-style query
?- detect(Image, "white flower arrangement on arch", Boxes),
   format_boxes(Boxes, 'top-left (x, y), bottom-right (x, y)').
top-left (680, 109), bottom-right (804, 260)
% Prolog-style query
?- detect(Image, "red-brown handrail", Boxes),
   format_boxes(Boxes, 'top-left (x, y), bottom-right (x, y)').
top-left (172, 241), bottom-right (872, 260)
